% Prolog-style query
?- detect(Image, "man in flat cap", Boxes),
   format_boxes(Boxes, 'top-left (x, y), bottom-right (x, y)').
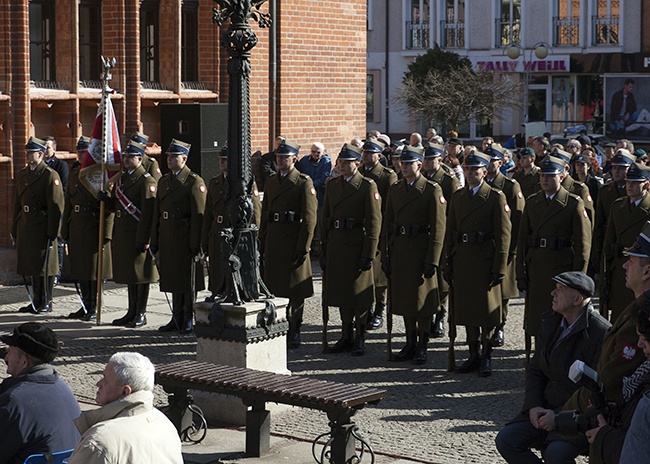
top-left (601, 162), bottom-right (650, 322)
top-left (322, 143), bottom-right (382, 356)
top-left (361, 136), bottom-right (397, 330)
top-left (485, 144), bottom-right (526, 347)
top-left (63, 138), bottom-right (115, 322)
top-left (517, 155), bottom-right (591, 341)
top-left (496, 271), bottom-right (610, 463)
top-left (383, 145), bottom-right (446, 365)
top-left (261, 140), bottom-right (317, 348)
top-left (202, 146), bottom-right (261, 298)
top-left (444, 150), bottom-right (511, 377)
top-left (13, 136), bottom-right (65, 314)
top-left (0, 322), bottom-right (81, 463)
top-left (152, 139), bottom-right (207, 334)
top-left (107, 140), bottom-right (159, 328)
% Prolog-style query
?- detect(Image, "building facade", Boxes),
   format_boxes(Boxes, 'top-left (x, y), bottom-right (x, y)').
top-left (367, 0), bottom-right (650, 141)
top-left (0, 0), bottom-right (366, 283)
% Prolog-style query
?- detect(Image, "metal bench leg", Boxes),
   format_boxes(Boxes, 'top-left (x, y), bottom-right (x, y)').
top-left (312, 409), bottom-right (375, 464)
top-left (245, 400), bottom-right (270, 457)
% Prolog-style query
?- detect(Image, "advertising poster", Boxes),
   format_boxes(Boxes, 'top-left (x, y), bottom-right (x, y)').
top-left (605, 75), bottom-right (650, 140)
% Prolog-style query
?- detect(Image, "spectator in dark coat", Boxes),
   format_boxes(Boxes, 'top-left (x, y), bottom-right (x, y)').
top-left (260, 136), bottom-right (284, 189)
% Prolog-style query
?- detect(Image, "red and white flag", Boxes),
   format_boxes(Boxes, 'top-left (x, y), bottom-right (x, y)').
top-left (79, 96), bottom-right (122, 196)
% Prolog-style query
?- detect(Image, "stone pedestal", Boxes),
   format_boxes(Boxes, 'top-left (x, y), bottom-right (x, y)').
top-left (193, 298), bottom-right (290, 425)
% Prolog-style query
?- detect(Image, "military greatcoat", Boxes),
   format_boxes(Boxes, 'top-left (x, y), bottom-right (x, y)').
top-left (142, 154), bottom-right (162, 182)
top-left (12, 161), bottom-right (64, 276)
top-left (107, 165), bottom-right (158, 284)
top-left (362, 162), bottom-right (397, 289)
top-left (517, 187), bottom-right (591, 336)
top-left (384, 175), bottom-right (446, 317)
top-left (445, 182), bottom-right (511, 327)
top-left (592, 182), bottom-right (627, 270)
top-left (488, 172), bottom-right (525, 300)
top-left (513, 165), bottom-right (540, 200)
top-left (602, 193), bottom-right (650, 321)
top-left (322, 172), bottom-right (382, 308)
top-left (201, 175), bottom-right (261, 294)
top-left (151, 165), bottom-right (206, 293)
top-left (62, 166), bottom-right (113, 280)
top-left (260, 168), bottom-right (318, 299)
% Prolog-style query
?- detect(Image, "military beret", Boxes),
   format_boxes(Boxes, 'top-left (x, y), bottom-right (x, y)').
top-left (277, 140), bottom-right (300, 156)
top-left (463, 150), bottom-right (491, 168)
top-left (634, 148), bottom-right (647, 157)
top-left (552, 271), bottom-right (595, 297)
top-left (0, 322), bottom-right (58, 363)
top-left (518, 147), bottom-right (535, 158)
top-left (624, 221), bottom-right (650, 258)
top-left (167, 139), bottom-right (191, 156)
top-left (25, 136), bottom-right (47, 152)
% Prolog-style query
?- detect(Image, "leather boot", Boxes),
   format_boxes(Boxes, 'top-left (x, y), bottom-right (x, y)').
top-left (69, 281), bottom-right (91, 319)
top-left (160, 293), bottom-right (184, 332)
top-left (431, 310), bottom-right (446, 339)
top-left (392, 331), bottom-right (417, 361)
top-left (19, 276), bottom-right (42, 313)
top-left (179, 294), bottom-right (194, 334)
top-left (491, 322), bottom-right (505, 347)
top-left (126, 284), bottom-right (149, 328)
top-left (37, 276), bottom-right (55, 313)
top-left (478, 341), bottom-right (493, 377)
top-left (327, 323), bottom-right (354, 353)
top-left (112, 285), bottom-right (138, 326)
top-left (413, 333), bottom-right (429, 365)
top-left (82, 281), bottom-right (98, 321)
top-left (287, 301), bottom-right (304, 348)
top-left (351, 321), bottom-right (366, 356)
top-left (456, 341), bottom-right (481, 373)
top-left (367, 303), bottom-right (384, 330)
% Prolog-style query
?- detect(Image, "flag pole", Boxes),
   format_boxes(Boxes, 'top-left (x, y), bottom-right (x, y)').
top-left (96, 56), bottom-right (116, 325)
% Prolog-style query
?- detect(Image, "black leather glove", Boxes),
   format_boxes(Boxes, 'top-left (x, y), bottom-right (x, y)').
top-left (98, 190), bottom-right (109, 202)
top-left (190, 247), bottom-right (200, 257)
top-left (359, 257), bottom-right (373, 271)
top-left (443, 267), bottom-right (454, 285)
top-left (149, 244), bottom-right (159, 255)
top-left (381, 260), bottom-right (391, 277)
top-left (293, 250), bottom-right (307, 266)
top-left (516, 277), bottom-right (528, 292)
top-left (423, 263), bottom-right (437, 279)
top-left (489, 273), bottom-right (504, 288)
top-left (48, 235), bottom-right (57, 243)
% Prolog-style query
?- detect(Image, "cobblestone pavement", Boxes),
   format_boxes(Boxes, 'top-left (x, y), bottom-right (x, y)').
top-left (0, 263), bottom-right (585, 464)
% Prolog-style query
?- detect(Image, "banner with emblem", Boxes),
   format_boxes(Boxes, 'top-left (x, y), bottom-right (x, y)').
top-left (79, 96), bottom-right (122, 197)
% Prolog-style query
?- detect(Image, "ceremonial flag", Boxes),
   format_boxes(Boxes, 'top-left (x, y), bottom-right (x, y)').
top-left (79, 95), bottom-right (122, 196)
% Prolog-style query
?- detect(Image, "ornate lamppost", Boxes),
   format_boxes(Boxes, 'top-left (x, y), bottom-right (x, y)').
top-left (212, 1), bottom-right (271, 304)
top-left (506, 42), bottom-right (552, 123)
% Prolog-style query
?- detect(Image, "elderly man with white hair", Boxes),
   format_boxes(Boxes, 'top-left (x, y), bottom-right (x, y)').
top-left (68, 352), bottom-right (182, 464)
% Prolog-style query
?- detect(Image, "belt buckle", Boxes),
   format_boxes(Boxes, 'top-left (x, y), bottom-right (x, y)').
top-left (116, 210), bottom-right (122, 218)
top-left (163, 211), bottom-right (169, 220)
top-left (74, 205), bottom-right (80, 213)
top-left (273, 212), bottom-right (280, 222)
top-left (539, 238), bottom-right (547, 248)
top-left (216, 215), bottom-right (223, 224)
top-left (461, 233), bottom-right (469, 243)
top-left (333, 219), bottom-right (341, 229)
top-left (23, 205), bottom-right (29, 213)
top-left (399, 226), bottom-right (406, 235)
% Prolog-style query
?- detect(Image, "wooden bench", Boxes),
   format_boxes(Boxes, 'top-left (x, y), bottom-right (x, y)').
top-left (155, 360), bottom-right (387, 463)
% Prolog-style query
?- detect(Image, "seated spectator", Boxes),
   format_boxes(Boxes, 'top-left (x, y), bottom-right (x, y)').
top-left (0, 322), bottom-right (81, 463)
top-left (68, 352), bottom-right (182, 464)
top-left (586, 304), bottom-right (650, 463)
top-left (495, 272), bottom-right (610, 463)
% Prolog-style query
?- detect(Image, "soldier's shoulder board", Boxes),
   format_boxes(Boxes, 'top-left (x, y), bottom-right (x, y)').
top-left (143, 172), bottom-right (152, 178)
top-left (298, 172), bottom-right (310, 180)
top-left (361, 176), bottom-right (376, 186)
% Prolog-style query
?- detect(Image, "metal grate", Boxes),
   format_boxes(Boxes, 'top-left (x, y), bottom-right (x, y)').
top-left (30, 80), bottom-right (63, 90)
top-left (440, 20), bottom-right (465, 49)
top-left (553, 17), bottom-right (580, 46)
top-left (141, 81), bottom-right (167, 90)
top-left (181, 81), bottom-right (209, 91)
top-left (79, 80), bottom-right (102, 89)
top-left (405, 21), bottom-right (429, 50)
top-left (592, 16), bottom-right (619, 45)
top-left (495, 19), bottom-right (520, 48)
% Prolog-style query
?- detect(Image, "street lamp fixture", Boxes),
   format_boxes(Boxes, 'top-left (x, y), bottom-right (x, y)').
top-left (505, 42), bottom-right (553, 123)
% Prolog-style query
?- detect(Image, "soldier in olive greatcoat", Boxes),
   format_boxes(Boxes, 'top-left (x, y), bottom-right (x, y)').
top-left (130, 131), bottom-right (162, 182)
top-left (601, 162), bottom-right (650, 322)
top-left (444, 150), bottom-right (511, 377)
top-left (423, 143), bottom-right (460, 338)
top-left (62, 136), bottom-right (114, 321)
top-left (152, 139), bottom-right (207, 334)
top-left (383, 145), bottom-right (446, 365)
top-left (512, 147), bottom-right (540, 200)
top-left (322, 143), bottom-right (382, 356)
top-left (261, 140), bottom-right (318, 348)
top-left (13, 136), bottom-right (64, 314)
top-left (485, 145), bottom-right (525, 347)
top-left (107, 141), bottom-right (158, 328)
top-left (201, 146), bottom-right (261, 297)
top-left (360, 136), bottom-right (397, 330)
top-left (517, 155), bottom-right (591, 339)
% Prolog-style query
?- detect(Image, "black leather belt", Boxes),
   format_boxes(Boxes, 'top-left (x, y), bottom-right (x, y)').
top-left (268, 211), bottom-right (301, 223)
top-left (329, 218), bottom-right (363, 230)
top-left (454, 231), bottom-right (493, 244)
top-left (392, 224), bottom-right (430, 236)
top-left (529, 236), bottom-right (572, 250)
top-left (74, 205), bottom-right (99, 214)
top-left (162, 211), bottom-right (191, 220)
top-left (22, 205), bottom-right (47, 214)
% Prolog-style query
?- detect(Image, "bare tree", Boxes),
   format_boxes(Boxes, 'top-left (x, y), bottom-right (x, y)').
top-left (394, 62), bottom-right (525, 131)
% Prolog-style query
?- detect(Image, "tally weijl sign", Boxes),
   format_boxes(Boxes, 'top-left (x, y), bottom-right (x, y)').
top-left (470, 56), bottom-right (571, 73)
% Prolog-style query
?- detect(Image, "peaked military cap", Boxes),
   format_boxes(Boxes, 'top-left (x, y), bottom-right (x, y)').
top-left (425, 144), bottom-right (445, 159)
top-left (401, 145), bottom-right (424, 163)
top-left (626, 162), bottom-right (650, 182)
top-left (76, 136), bottom-right (91, 151)
top-left (552, 147), bottom-right (573, 164)
top-left (539, 155), bottom-right (567, 175)
top-left (25, 136), bottom-right (47, 152)
top-left (448, 137), bottom-right (463, 146)
top-left (338, 143), bottom-right (363, 161)
top-left (167, 139), bottom-right (191, 156)
top-left (131, 131), bottom-right (149, 144)
top-left (624, 221), bottom-right (650, 258)
top-left (363, 137), bottom-right (385, 153)
top-left (463, 150), bottom-right (491, 168)
top-left (277, 140), bottom-right (300, 156)
top-left (611, 148), bottom-right (636, 166)
top-left (123, 140), bottom-right (147, 157)
top-left (485, 145), bottom-right (506, 161)
top-left (219, 146), bottom-right (229, 158)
